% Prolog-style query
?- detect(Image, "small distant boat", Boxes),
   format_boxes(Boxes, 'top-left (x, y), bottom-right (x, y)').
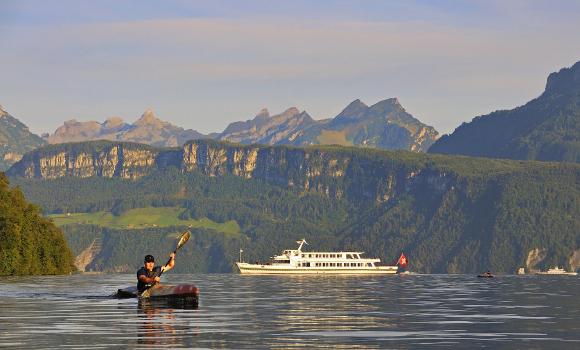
top-left (477, 271), bottom-right (494, 278)
top-left (535, 267), bottom-right (578, 276)
top-left (236, 239), bottom-right (401, 275)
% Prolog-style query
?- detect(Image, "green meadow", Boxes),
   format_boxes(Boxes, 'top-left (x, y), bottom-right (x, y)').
top-left (49, 207), bottom-right (241, 235)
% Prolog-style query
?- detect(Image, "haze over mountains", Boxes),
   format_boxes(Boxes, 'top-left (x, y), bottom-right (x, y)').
top-left (44, 97), bottom-right (439, 151)
top-left (2, 60), bottom-right (580, 173)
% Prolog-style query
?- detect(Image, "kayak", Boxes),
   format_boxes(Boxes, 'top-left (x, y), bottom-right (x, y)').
top-left (477, 274), bottom-right (494, 278)
top-left (116, 283), bottom-right (199, 306)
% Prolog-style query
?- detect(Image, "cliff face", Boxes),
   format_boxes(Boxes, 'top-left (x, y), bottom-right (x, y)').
top-left (8, 142), bottom-right (160, 180)
top-left (9, 140), bottom-right (452, 204)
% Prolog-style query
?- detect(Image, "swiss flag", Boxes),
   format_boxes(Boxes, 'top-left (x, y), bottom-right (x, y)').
top-left (397, 253), bottom-right (408, 269)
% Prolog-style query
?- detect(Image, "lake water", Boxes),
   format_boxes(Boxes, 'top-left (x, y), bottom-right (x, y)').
top-left (0, 274), bottom-right (578, 349)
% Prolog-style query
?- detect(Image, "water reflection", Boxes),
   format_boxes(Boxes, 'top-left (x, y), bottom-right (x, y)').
top-left (0, 274), bottom-right (578, 349)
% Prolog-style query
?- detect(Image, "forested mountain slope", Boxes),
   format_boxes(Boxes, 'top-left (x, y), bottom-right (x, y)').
top-left (8, 140), bottom-right (580, 274)
top-left (0, 173), bottom-right (75, 275)
top-left (429, 61), bottom-right (580, 163)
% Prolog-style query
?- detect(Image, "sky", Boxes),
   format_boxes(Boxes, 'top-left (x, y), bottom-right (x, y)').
top-left (1, 0), bottom-right (579, 135)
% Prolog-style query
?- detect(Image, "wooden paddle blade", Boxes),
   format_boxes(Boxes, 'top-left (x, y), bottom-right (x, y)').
top-left (176, 230), bottom-right (191, 251)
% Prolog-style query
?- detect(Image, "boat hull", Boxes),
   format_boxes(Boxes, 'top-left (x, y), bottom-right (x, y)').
top-left (116, 283), bottom-right (200, 304)
top-left (237, 262), bottom-right (398, 275)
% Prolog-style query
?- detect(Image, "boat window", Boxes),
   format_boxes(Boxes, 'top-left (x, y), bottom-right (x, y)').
top-left (367, 263), bottom-right (372, 267)
top-left (337, 263), bottom-right (342, 267)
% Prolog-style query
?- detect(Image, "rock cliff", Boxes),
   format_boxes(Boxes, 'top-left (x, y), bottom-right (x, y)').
top-left (8, 139), bottom-right (451, 204)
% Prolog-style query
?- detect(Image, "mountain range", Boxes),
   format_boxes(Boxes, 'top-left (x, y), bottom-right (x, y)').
top-left (217, 98), bottom-right (439, 151)
top-left (45, 109), bottom-right (207, 148)
top-left (429, 61), bottom-right (580, 162)
top-left (0, 98), bottom-right (439, 172)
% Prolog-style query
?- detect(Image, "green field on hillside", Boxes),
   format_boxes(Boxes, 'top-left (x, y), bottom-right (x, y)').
top-left (49, 207), bottom-right (241, 235)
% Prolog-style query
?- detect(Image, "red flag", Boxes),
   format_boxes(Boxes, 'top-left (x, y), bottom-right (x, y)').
top-left (397, 253), bottom-right (408, 268)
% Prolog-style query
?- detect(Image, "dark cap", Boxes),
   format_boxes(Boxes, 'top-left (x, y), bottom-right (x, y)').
top-left (144, 255), bottom-right (155, 263)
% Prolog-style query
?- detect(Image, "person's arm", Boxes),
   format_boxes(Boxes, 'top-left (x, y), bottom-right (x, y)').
top-left (162, 252), bottom-right (176, 273)
top-left (138, 274), bottom-right (160, 284)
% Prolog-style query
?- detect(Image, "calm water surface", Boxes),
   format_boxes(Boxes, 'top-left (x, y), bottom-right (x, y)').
top-left (0, 274), bottom-right (579, 349)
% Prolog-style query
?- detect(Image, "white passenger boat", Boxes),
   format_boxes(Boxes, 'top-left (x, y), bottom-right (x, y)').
top-left (535, 266), bottom-right (578, 276)
top-left (236, 239), bottom-right (400, 275)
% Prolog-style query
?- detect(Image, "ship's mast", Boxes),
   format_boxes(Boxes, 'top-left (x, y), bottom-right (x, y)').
top-left (296, 239), bottom-right (308, 252)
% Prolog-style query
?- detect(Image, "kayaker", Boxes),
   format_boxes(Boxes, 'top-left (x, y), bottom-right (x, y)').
top-left (137, 253), bottom-right (175, 293)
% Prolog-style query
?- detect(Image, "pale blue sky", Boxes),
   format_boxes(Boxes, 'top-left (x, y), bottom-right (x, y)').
top-left (1, 0), bottom-right (579, 135)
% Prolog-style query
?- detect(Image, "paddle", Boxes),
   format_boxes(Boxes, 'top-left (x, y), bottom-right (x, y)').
top-left (158, 230), bottom-right (191, 277)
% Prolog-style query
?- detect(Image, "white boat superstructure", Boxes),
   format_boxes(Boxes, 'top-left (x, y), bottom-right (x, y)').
top-left (535, 266), bottom-right (578, 276)
top-left (236, 239), bottom-right (399, 275)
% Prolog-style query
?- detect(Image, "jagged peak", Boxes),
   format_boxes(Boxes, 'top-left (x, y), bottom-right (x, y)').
top-left (134, 109), bottom-right (165, 128)
top-left (0, 104), bottom-right (5, 114)
top-left (103, 116), bottom-right (125, 127)
top-left (254, 108), bottom-right (270, 120)
top-left (335, 99), bottom-right (369, 120)
top-left (347, 98), bottom-right (368, 109)
top-left (281, 107), bottom-right (301, 116)
top-left (544, 60), bottom-right (580, 95)
top-left (136, 109), bottom-right (156, 121)
top-left (369, 98), bottom-right (404, 112)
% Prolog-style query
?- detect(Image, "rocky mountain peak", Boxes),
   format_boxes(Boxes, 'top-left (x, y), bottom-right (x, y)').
top-left (335, 99), bottom-right (369, 120)
top-left (280, 107), bottom-right (301, 118)
top-left (256, 108), bottom-right (270, 118)
top-left (545, 60), bottom-right (580, 95)
top-left (134, 109), bottom-right (164, 128)
top-left (253, 108), bottom-right (270, 123)
top-left (104, 117), bottom-right (124, 127)
top-left (64, 119), bottom-right (79, 125)
top-left (102, 117), bottom-right (127, 133)
top-left (0, 104), bottom-right (6, 115)
top-left (369, 98), bottom-right (404, 113)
